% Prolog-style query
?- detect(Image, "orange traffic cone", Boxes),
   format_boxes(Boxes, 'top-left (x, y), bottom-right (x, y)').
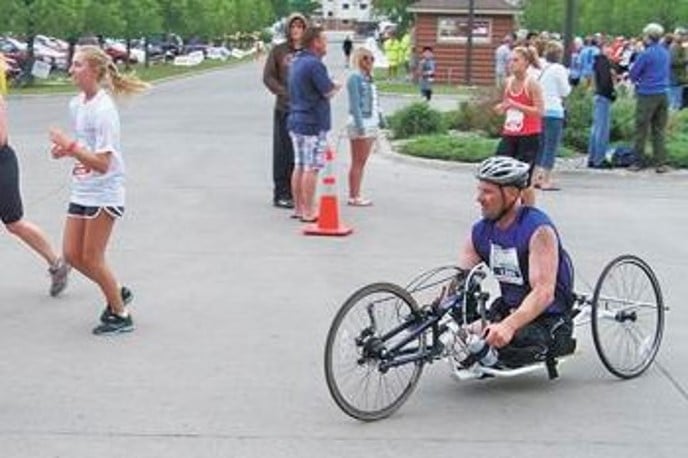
top-left (303, 147), bottom-right (353, 236)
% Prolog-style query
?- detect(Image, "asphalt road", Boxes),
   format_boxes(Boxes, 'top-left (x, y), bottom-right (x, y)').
top-left (1, 42), bottom-right (687, 457)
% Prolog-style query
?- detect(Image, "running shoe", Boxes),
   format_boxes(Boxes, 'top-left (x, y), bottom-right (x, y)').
top-left (48, 257), bottom-right (71, 297)
top-left (100, 286), bottom-right (134, 323)
top-left (93, 311), bottom-right (134, 335)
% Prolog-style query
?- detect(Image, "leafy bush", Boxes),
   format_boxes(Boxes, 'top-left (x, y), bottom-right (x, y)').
top-left (562, 87), bottom-right (593, 152)
top-left (387, 102), bottom-right (447, 139)
top-left (399, 133), bottom-right (498, 162)
top-left (667, 109), bottom-right (688, 167)
top-left (390, 84), bottom-right (688, 168)
top-left (445, 87), bottom-right (504, 138)
top-left (610, 95), bottom-right (636, 142)
top-left (563, 87), bottom-right (635, 152)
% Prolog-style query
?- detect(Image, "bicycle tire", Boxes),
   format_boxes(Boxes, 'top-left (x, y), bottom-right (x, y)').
top-left (324, 282), bottom-right (425, 421)
top-left (591, 255), bottom-right (665, 379)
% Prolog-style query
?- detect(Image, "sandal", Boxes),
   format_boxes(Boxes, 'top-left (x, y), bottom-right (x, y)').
top-left (301, 215), bottom-right (318, 223)
top-left (347, 197), bottom-right (373, 207)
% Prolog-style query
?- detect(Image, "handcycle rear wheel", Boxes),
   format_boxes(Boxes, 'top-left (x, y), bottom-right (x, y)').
top-left (324, 282), bottom-right (425, 421)
top-left (591, 255), bottom-right (665, 379)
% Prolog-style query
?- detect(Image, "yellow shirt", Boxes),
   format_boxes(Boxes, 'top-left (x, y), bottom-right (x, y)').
top-left (0, 54), bottom-right (8, 95)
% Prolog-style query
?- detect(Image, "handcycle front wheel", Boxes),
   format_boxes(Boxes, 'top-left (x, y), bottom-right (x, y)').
top-left (324, 282), bottom-right (425, 421)
top-left (591, 255), bottom-right (665, 379)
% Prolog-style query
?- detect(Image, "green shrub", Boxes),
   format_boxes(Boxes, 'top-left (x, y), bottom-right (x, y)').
top-left (610, 94), bottom-right (636, 142)
top-left (562, 87), bottom-right (593, 152)
top-left (388, 102), bottom-right (447, 139)
top-left (563, 88), bottom-right (635, 152)
top-left (667, 110), bottom-right (688, 167)
top-left (399, 133), bottom-right (498, 162)
top-left (445, 87), bottom-right (504, 138)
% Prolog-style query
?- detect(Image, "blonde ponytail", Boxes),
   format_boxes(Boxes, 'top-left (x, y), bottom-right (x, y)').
top-left (78, 45), bottom-right (151, 97)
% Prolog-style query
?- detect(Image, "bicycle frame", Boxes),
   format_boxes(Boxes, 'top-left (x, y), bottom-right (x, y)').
top-left (359, 264), bottom-right (656, 378)
top-left (325, 254), bottom-right (666, 422)
top-left (363, 265), bottom-right (491, 373)
top-left (370, 300), bottom-right (453, 372)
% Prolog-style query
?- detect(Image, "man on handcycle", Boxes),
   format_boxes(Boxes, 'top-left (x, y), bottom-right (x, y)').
top-left (457, 156), bottom-right (575, 368)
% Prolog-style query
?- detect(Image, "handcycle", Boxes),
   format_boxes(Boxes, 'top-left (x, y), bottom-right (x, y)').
top-left (324, 254), bottom-right (666, 421)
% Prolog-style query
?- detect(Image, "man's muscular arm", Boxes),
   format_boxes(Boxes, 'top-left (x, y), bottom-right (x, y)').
top-left (458, 234), bottom-right (482, 271)
top-left (485, 225), bottom-right (559, 348)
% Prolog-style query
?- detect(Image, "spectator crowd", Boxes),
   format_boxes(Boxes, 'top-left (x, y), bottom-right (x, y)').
top-left (493, 23), bottom-right (684, 184)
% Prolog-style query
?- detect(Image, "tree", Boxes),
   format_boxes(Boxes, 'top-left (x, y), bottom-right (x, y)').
top-left (158, 0), bottom-right (190, 33)
top-left (287, 0), bottom-right (320, 17)
top-left (121, 0), bottom-right (162, 39)
top-left (83, 0), bottom-right (125, 38)
top-left (521, 0), bottom-right (688, 37)
top-left (373, 0), bottom-right (416, 33)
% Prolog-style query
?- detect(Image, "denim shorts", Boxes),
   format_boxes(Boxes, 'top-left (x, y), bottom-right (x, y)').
top-left (289, 131), bottom-right (327, 170)
top-left (347, 116), bottom-right (379, 139)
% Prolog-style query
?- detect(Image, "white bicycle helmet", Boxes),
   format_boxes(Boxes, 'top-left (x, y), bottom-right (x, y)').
top-left (476, 156), bottom-right (530, 189)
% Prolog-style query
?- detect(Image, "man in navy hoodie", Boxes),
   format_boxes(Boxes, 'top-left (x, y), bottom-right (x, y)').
top-left (629, 23), bottom-right (671, 173)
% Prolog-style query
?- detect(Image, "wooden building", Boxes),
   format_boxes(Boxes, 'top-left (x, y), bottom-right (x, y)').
top-left (408, 0), bottom-right (520, 85)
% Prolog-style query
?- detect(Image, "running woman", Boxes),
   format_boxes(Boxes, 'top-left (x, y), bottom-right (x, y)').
top-left (49, 45), bottom-right (149, 335)
top-left (1, 90), bottom-right (70, 296)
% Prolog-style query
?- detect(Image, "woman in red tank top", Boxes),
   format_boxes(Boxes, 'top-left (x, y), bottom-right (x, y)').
top-left (494, 46), bottom-right (544, 206)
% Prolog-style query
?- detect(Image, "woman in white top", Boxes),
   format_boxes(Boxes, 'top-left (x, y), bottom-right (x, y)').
top-left (534, 41), bottom-right (571, 190)
top-left (49, 45), bottom-right (149, 335)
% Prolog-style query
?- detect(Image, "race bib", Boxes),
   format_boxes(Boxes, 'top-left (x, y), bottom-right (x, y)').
top-left (72, 162), bottom-right (92, 178)
top-left (503, 108), bottom-right (524, 133)
top-left (489, 244), bottom-right (524, 286)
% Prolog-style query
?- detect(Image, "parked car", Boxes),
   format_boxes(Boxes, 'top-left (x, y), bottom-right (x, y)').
top-left (1, 53), bottom-right (23, 84)
top-left (103, 39), bottom-right (138, 64)
top-left (1, 36), bottom-right (66, 72)
top-left (147, 33), bottom-right (183, 58)
top-left (33, 40), bottom-right (68, 71)
top-left (35, 35), bottom-right (68, 53)
top-left (0, 37), bottom-right (29, 69)
top-left (183, 37), bottom-right (209, 56)
top-left (130, 38), bottom-right (164, 62)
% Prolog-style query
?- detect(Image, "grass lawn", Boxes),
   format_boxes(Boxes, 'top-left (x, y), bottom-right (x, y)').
top-left (372, 68), bottom-right (475, 96)
top-left (6, 57), bottom-right (249, 96)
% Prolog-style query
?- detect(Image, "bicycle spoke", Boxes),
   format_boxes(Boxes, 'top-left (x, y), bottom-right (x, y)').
top-left (325, 283), bottom-right (426, 420)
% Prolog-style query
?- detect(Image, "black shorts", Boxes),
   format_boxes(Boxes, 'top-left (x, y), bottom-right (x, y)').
top-left (496, 313), bottom-right (573, 367)
top-left (487, 300), bottom-right (573, 367)
top-left (0, 144), bottom-right (24, 225)
top-left (496, 134), bottom-right (541, 185)
top-left (67, 203), bottom-right (125, 219)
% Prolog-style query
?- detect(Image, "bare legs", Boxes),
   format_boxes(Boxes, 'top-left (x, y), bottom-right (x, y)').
top-left (63, 212), bottom-right (125, 315)
top-left (291, 167), bottom-right (319, 220)
top-left (348, 137), bottom-right (374, 202)
top-left (5, 219), bottom-right (59, 266)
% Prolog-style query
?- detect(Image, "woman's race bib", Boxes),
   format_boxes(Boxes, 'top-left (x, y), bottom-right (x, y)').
top-left (503, 108), bottom-right (524, 133)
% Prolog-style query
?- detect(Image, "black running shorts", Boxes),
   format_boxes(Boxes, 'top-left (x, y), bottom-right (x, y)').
top-left (0, 144), bottom-right (24, 225)
top-left (496, 134), bottom-right (541, 185)
top-left (67, 203), bottom-right (124, 219)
